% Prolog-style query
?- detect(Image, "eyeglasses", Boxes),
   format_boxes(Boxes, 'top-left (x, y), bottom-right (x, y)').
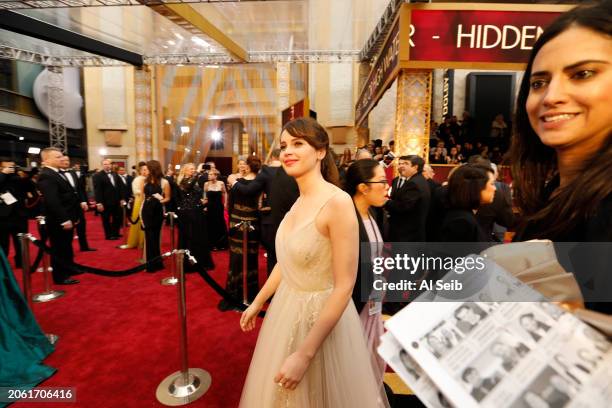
top-left (364, 180), bottom-right (388, 185)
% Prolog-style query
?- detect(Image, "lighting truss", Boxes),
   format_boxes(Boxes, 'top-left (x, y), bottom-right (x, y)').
top-left (47, 65), bottom-right (67, 152)
top-left (1, 43), bottom-right (360, 66)
top-left (145, 50), bottom-right (360, 65)
top-left (0, 0), bottom-right (294, 10)
top-left (0, 44), bottom-right (128, 66)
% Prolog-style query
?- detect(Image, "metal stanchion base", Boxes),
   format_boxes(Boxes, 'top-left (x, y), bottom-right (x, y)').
top-left (33, 290), bottom-right (65, 303)
top-left (156, 369), bottom-right (211, 406)
top-left (161, 277), bottom-right (178, 286)
top-left (46, 333), bottom-right (59, 345)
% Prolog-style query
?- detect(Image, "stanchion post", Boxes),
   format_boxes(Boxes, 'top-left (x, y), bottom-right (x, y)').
top-left (32, 217), bottom-right (64, 303)
top-left (156, 249), bottom-right (211, 406)
top-left (161, 212), bottom-right (179, 286)
top-left (18, 233), bottom-right (59, 345)
top-left (18, 233), bottom-right (33, 310)
top-left (118, 202), bottom-right (129, 249)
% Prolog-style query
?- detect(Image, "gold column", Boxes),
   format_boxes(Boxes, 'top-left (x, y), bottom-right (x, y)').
top-left (134, 66), bottom-right (153, 162)
top-left (394, 69), bottom-right (432, 160)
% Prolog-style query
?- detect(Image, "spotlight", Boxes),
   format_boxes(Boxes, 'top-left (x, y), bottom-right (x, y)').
top-left (180, 126), bottom-right (190, 133)
top-left (28, 147), bottom-right (41, 154)
top-left (211, 130), bottom-right (222, 141)
top-left (99, 148), bottom-right (108, 156)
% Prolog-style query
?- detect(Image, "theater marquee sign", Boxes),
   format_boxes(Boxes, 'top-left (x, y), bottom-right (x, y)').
top-left (355, 3), bottom-right (572, 126)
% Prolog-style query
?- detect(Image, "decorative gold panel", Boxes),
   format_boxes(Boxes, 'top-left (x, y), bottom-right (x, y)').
top-left (394, 69), bottom-right (432, 160)
top-left (134, 66), bottom-right (153, 162)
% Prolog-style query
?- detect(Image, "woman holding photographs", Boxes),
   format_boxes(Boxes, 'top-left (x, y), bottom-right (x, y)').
top-left (511, 2), bottom-right (612, 313)
top-left (141, 160), bottom-right (171, 272)
top-left (345, 158), bottom-right (389, 386)
top-left (239, 118), bottom-right (388, 407)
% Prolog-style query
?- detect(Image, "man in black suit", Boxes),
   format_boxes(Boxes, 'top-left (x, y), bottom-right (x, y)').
top-left (37, 147), bottom-right (80, 285)
top-left (384, 155), bottom-right (431, 242)
top-left (116, 166), bottom-right (133, 202)
top-left (227, 149), bottom-right (299, 274)
top-left (0, 158), bottom-right (29, 267)
top-left (93, 159), bottom-right (124, 240)
top-left (60, 156), bottom-right (95, 252)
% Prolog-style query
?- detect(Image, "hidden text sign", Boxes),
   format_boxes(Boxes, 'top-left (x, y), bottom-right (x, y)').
top-left (407, 9), bottom-right (563, 65)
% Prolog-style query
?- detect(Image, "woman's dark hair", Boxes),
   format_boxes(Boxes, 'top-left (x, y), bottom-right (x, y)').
top-left (511, 1), bottom-right (612, 237)
top-left (137, 161), bottom-right (146, 168)
top-left (344, 159), bottom-right (380, 196)
top-left (448, 164), bottom-right (493, 211)
top-left (145, 160), bottom-right (163, 186)
top-left (246, 155), bottom-right (261, 174)
top-left (282, 117), bottom-right (340, 186)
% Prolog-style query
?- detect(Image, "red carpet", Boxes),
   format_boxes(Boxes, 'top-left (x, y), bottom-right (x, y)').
top-left (7, 212), bottom-right (265, 408)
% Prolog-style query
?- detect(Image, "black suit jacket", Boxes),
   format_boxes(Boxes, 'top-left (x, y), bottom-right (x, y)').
top-left (65, 170), bottom-right (87, 203)
top-left (93, 171), bottom-right (122, 206)
top-left (37, 167), bottom-right (80, 226)
top-left (384, 173), bottom-right (431, 242)
top-left (353, 206), bottom-right (384, 314)
top-left (117, 174), bottom-right (133, 201)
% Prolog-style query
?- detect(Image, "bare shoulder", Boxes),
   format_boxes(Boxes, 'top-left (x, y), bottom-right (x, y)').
top-left (320, 186), bottom-right (355, 222)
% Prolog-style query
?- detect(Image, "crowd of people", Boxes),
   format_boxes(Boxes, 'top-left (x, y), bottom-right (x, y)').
top-left (0, 2), bottom-right (610, 406)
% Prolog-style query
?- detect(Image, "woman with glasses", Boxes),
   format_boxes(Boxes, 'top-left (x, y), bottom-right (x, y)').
top-left (344, 158), bottom-right (389, 391)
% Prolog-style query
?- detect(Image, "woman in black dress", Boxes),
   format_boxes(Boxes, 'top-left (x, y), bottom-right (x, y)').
top-left (218, 156), bottom-right (261, 311)
top-left (204, 169), bottom-right (228, 250)
top-left (141, 160), bottom-right (171, 272)
top-left (510, 3), bottom-right (612, 313)
top-left (176, 163), bottom-right (214, 271)
top-left (439, 164), bottom-right (496, 243)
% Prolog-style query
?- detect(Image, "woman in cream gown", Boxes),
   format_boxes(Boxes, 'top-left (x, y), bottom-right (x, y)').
top-left (239, 118), bottom-right (388, 408)
top-left (125, 163), bottom-right (147, 250)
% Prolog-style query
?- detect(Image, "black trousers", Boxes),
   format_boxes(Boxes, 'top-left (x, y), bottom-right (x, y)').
top-left (76, 210), bottom-right (90, 250)
top-left (101, 204), bottom-right (122, 238)
top-left (47, 224), bottom-right (74, 283)
top-left (0, 216), bottom-right (28, 268)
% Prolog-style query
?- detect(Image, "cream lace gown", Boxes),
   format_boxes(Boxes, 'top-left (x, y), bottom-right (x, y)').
top-left (240, 189), bottom-right (388, 407)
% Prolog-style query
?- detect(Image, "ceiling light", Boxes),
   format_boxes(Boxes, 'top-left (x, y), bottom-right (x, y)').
top-left (28, 147), bottom-right (41, 154)
top-left (18, 136), bottom-right (24, 141)
top-left (192, 37), bottom-right (210, 47)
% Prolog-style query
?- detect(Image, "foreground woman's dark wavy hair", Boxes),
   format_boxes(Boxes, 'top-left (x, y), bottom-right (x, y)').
top-left (282, 117), bottom-right (340, 187)
top-left (510, 1), bottom-right (612, 238)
